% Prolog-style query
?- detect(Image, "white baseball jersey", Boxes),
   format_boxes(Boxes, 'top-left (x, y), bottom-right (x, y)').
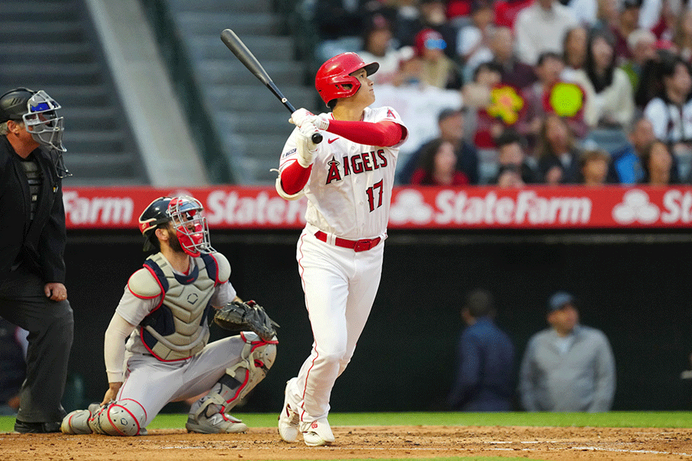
top-left (279, 106), bottom-right (408, 240)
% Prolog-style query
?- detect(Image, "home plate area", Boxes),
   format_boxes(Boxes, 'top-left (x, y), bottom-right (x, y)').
top-left (2, 425), bottom-right (691, 460)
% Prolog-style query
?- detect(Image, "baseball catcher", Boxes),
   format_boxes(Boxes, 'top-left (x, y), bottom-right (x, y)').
top-left (61, 196), bottom-right (278, 436)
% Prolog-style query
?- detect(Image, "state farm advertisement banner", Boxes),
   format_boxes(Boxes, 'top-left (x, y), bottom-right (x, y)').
top-left (62, 186), bottom-right (692, 230)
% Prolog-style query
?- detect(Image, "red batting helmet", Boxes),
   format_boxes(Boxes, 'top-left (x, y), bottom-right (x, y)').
top-left (315, 52), bottom-right (379, 108)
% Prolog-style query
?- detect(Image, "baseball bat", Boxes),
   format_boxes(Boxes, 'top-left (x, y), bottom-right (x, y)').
top-left (220, 28), bottom-right (322, 144)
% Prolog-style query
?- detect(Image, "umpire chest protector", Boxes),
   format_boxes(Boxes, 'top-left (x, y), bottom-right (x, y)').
top-left (129, 252), bottom-right (230, 361)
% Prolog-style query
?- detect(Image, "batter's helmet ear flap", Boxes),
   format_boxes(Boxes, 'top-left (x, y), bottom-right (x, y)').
top-left (315, 52), bottom-right (379, 108)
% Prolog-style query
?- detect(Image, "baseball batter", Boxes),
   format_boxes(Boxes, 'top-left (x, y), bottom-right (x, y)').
top-left (275, 52), bottom-right (408, 446)
top-left (61, 196), bottom-right (278, 436)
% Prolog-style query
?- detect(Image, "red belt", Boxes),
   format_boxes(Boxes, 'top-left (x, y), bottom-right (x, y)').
top-left (314, 231), bottom-right (381, 252)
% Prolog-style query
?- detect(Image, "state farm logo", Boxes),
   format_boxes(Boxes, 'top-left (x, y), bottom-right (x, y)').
top-left (390, 189), bottom-right (434, 224)
top-left (390, 189), bottom-right (592, 225)
top-left (63, 191), bottom-right (134, 225)
top-left (612, 189), bottom-right (692, 225)
top-left (612, 189), bottom-right (659, 224)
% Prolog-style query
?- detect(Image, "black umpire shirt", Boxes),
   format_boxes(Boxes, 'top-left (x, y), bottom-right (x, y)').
top-left (0, 135), bottom-right (67, 285)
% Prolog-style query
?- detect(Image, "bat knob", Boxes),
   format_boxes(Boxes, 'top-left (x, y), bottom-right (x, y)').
top-left (311, 133), bottom-right (323, 144)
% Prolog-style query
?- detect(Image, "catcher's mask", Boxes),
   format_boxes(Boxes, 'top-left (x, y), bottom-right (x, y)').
top-left (0, 87), bottom-right (70, 178)
top-left (138, 196), bottom-right (214, 257)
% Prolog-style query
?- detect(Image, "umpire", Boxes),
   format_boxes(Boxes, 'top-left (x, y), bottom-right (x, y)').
top-left (0, 88), bottom-right (74, 433)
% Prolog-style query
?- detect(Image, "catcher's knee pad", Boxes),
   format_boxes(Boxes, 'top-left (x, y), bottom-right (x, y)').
top-left (89, 399), bottom-right (147, 436)
top-left (223, 332), bottom-right (278, 405)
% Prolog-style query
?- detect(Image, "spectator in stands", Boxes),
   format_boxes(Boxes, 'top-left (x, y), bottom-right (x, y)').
top-left (396, 0), bottom-right (459, 61)
top-left (312, 0), bottom-right (384, 61)
top-left (607, 114), bottom-right (653, 183)
top-left (409, 29), bottom-right (463, 89)
top-left (494, 0), bottom-right (533, 29)
top-left (456, 0), bottom-right (496, 83)
top-left (673, 9), bottom-right (692, 63)
top-left (490, 129), bottom-right (539, 186)
top-left (398, 107), bottom-right (479, 184)
top-left (639, 139), bottom-right (679, 184)
top-left (516, 52), bottom-right (589, 153)
top-left (578, 149), bottom-right (611, 185)
top-left (569, 28), bottom-right (635, 129)
top-left (448, 289), bottom-right (515, 412)
top-left (607, 0), bottom-right (641, 64)
top-left (462, 61), bottom-right (505, 149)
top-left (410, 138), bottom-right (469, 185)
top-left (0, 318), bottom-right (28, 415)
top-left (518, 291), bottom-right (616, 412)
top-left (561, 26), bottom-right (589, 80)
top-left (359, 13), bottom-right (414, 86)
top-left (489, 26), bottom-right (537, 89)
top-left (536, 114), bottom-right (583, 183)
top-left (643, 54), bottom-right (692, 180)
top-left (620, 28), bottom-right (658, 92)
top-left (514, 0), bottom-right (578, 66)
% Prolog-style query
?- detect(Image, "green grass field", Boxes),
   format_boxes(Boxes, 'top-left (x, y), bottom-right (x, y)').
top-left (3, 411), bottom-right (692, 432)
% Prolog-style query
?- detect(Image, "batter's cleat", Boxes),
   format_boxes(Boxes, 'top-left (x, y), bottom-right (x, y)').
top-left (301, 418), bottom-right (335, 447)
top-left (278, 394), bottom-right (300, 442)
top-left (185, 412), bottom-right (248, 434)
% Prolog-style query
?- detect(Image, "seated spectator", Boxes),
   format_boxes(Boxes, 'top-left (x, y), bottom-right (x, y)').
top-left (674, 8), bottom-right (692, 64)
top-left (643, 54), bottom-right (692, 179)
top-left (518, 291), bottom-right (616, 412)
top-left (410, 138), bottom-right (470, 185)
top-left (568, 28), bottom-right (635, 129)
top-left (489, 26), bottom-right (537, 89)
top-left (514, 0), bottom-right (578, 66)
top-left (494, 0), bottom-right (533, 29)
top-left (607, 0), bottom-right (642, 64)
top-left (536, 114), bottom-right (583, 183)
top-left (620, 28), bottom-right (658, 92)
top-left (490, 129), bottom-right (540, 186)
top-left (462, 61), bottom-right (505, 149)
top-left (566, 0), bottom-right (598, 26)
top-left (447, 289), bottom-right (515, 412)
top-left (456, 0), bottom-right (496, 83)
top-left (396, 0), bottom-right (459, 61)
top-left (516, 52), bottom-right (589, 153)
top-left (398, 107), bottom-right (480, 184)
top-left (313, 0), bottom-right (388, 61)
top-left (358, 13), bottom-right (415, 86)
top-left (409, 29), bottom-right (463, 89)
top-left (561, 26), bottom-right (589, 80)
top-left (607, 115), bottom-right (653, 184)
top-left (578, 149), bottom-right (611, 185)
top-left (639, 139), bottom-right (678, 185)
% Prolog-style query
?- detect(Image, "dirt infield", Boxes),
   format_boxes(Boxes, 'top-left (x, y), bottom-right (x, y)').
top-left (0, 426), bottom-right (692, 461)
top-left (2, 425), bottom-right (692, 460)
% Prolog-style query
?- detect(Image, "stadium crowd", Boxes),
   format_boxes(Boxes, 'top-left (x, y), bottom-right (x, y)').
top-left (302, 0), bottom-right (692, 186)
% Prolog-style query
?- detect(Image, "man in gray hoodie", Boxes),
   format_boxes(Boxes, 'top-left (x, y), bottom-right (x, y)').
top-left (519, 291), bottom-right (616, 412)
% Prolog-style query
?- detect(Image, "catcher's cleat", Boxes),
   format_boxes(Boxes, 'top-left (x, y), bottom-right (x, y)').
top-left (278, 382), bottom-right (299, 442)
top-left (61, 409), bottom-right (93, 434)
top-left (185, 412), bottom-right (248, 434)
top-left (301, 418), bottom-right (335, 447)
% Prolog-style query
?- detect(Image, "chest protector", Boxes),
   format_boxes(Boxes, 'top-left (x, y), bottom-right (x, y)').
top-left (135, 252), bottom-right (223, 361)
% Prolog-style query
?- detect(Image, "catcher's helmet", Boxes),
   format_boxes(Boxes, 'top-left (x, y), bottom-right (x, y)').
top-left (315, 52), bottom-right (379, 108)
top-left (138, 196), bottom-right (214, 257)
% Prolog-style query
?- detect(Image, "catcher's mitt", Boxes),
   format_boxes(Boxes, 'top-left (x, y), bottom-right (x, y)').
top-left (214, 300), bottom-right (279, 341)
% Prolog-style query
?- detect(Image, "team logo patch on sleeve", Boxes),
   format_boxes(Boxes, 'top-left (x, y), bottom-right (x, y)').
top-left (386, 109), bottom-right (396, 119)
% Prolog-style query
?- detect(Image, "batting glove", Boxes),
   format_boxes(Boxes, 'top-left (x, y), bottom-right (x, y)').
top-left (289, 108), bottom-right (314, 127)
top-left (304, 114), bottom-right (330, 131)
top-left (296, 121), bottom-right (319, 167)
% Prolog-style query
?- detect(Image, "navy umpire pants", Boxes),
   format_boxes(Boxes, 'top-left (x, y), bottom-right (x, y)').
top-left (0, 266), bottom-right (74, 424)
